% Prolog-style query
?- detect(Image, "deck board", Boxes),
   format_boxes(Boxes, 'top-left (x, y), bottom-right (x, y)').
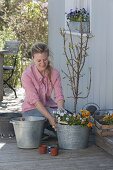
top-left (0, 137), bottom-right (113, 170)
top-left (0, 89), bottom-right (113, 169)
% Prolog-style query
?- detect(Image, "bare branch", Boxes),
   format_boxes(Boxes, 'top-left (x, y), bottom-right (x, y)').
top-left (60, 22), bottom-right (92, 112)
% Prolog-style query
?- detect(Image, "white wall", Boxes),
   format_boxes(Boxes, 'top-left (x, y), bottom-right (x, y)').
top-left (48, 0), bottom-right (65, 69)
top-left (90, 0), bottom-right (113, 110)
top-left (48, 0), bottom-right (113, 112)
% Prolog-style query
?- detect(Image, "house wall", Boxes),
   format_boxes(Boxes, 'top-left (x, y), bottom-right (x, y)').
top-left (48, 0), bottom-right (113, 112)
top-left (48, 0), bottom-right (65, 69)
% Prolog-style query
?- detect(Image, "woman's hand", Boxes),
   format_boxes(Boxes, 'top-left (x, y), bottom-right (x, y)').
top-left (35, 101), bottom-right (57, 130)
top-left (57, 99), bottom-right (65, 109)
top-left (48, 116), bottom-right (56, 130)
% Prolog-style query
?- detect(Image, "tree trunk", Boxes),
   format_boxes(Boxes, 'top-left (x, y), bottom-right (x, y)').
top-left (0, 54), bottom-right (3, 101)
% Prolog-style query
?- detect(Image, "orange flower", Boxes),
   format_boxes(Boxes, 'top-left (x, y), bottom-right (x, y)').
top-left (81, 110), bottom-right (90, 118)
top-left (87, 122), bottom-right (93, 128)
top-left (82, 112), bottom-right (86, 117)
top-left (85, 111), bottom-right (90, 117)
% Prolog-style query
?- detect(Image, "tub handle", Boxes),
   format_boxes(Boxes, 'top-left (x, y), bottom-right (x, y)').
top-left (10, 120), bottom-right (15, 124)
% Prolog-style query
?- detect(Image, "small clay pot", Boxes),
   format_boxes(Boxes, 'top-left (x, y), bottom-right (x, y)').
top-left (39, 144), bottom-right (47, 154)
top-left (50, 147), bottom-right (58, 156)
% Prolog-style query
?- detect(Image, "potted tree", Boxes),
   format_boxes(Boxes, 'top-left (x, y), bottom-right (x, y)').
top-left (66, 8), bottom-right (90, 33)
top-left (55, 20), bottom-right (93, 150)
top-left (60, 22), bottom-right (92, 113)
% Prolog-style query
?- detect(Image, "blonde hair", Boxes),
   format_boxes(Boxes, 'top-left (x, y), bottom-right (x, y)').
top-left (31, 42), bottom-right (49, 57)
top-left (31, 42), bottom-right (52, 81)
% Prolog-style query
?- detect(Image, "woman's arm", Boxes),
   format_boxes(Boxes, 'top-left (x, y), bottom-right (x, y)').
top-left (35, 101), bottom-right (56, 129)
top-left (57, 99), bottom-right (65, 109)
top-left (21, 72), bottom-right (40, 105)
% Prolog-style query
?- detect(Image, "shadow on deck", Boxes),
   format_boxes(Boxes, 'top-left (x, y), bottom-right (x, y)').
top-left (0, 88), bottom-right (24, 113)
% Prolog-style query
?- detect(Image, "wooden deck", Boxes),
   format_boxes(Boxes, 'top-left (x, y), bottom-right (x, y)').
top-left (0, 89), bottom-right (113, 170)
top-left (0, 136), bottom-right (113, 170)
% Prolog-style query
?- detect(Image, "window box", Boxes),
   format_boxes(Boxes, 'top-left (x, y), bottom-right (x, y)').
top-left (68, 21), bottom-right (90, 33)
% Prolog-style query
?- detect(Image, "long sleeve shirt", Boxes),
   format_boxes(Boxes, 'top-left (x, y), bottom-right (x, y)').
top-left (21, 64), bottom-right (64, 112)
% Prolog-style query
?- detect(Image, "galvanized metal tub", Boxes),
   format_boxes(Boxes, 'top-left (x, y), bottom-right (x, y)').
top-left (0, 112), bottom-right (22, 138)
top-left (57, 124), bottom-right (89, 149)
top-left (68, 21), bottom-right (90, 33)
top-left (10, 116), bottom-right (45, 149)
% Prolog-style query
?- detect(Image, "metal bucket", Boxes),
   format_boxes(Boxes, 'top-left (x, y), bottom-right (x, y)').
top-left (0, 112), bottom-right (22, 138)
top-left (57, 124), bottom-right (89, 149)
top-left (10, 116), bottom-right (45, 149)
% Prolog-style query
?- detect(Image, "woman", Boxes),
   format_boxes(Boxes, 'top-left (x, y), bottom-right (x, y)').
top-left (21, 42), bottom-right (64, 129)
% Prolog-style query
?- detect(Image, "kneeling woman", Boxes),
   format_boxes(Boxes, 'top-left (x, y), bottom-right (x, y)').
top-left (21, 42), bottom-right (64, 130)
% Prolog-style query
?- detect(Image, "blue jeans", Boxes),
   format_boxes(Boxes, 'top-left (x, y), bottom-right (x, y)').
top-left (22, 107), bottom-right (57, 132)
top-left (22, 107), bottom-right (57, 118)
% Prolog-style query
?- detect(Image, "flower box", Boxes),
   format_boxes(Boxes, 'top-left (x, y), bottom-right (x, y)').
top-left (68, 21), bottom-right (90, 33)
top-left (95, 116), bottom-right (113, 137)
top-left (66, 8), bottom-right (90, 33)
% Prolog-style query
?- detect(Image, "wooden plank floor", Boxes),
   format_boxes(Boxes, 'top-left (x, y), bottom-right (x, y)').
top-left (0, 89), bottom-right (113, 169)
top-left (0, 136), bottom-right (113, 170)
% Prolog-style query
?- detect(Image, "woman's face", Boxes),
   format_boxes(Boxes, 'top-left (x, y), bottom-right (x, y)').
top-left (33, 52), bottom-right (49, 73)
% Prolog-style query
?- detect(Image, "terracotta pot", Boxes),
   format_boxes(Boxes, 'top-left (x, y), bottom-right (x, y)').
top-left (50, 147), bottom-right (58, 156)
top-left (39, 144), bottom-right (47, 154)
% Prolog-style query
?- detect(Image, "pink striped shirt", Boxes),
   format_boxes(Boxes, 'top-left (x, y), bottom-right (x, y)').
top-left (21, 64), bottom-right (64, 112)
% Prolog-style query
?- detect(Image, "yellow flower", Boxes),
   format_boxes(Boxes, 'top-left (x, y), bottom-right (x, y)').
top-left (76, 114), bottom-right (81, 119)
top-left (102, 114), bottom-right (113, 125)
